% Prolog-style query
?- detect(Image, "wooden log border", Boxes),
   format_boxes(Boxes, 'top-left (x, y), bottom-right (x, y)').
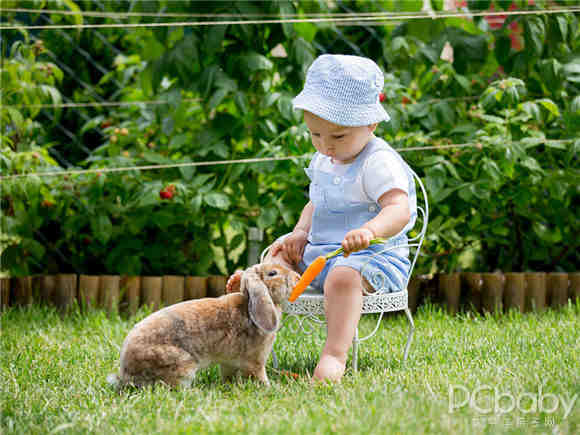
top-left (0, 273), bottom-right (578, 315)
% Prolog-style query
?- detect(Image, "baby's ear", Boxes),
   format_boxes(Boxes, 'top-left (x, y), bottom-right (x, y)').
top-left (368, 123), bottom-right (378, 133)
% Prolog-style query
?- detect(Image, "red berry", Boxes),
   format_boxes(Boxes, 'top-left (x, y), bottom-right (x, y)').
top-left (379, 92), bottom-right (386, 103)
top-left (159, 189), bottom-right (173, 200)
top-left (41, 200), bottom-right (54, 208)
top-left (401, 96), bottom-right (411, 105)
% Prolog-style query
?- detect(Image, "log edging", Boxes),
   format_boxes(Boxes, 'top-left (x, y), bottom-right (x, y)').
top-left (0, 274), bottom-right (218, 313)
top-left (1, 272), bottom-right (578, 315)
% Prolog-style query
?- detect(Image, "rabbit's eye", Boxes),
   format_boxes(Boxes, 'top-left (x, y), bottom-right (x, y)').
top-left (267, 270), bottom-right (278, 277)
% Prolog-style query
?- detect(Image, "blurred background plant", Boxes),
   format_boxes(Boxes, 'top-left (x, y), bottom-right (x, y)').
top-left (1, 0), bottom-right (578, 276)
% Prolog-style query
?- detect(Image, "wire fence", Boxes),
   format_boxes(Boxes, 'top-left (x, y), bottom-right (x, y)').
top-left (2, 6), bottom-right (579, 30)
top-left (2, 3), bottom-right (577, 176)
top-left (1, 139), bottom-right (574, 181)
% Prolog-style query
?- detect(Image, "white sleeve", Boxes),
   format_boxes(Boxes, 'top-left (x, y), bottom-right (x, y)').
top-left (362, 151), bottom-right (409, 203)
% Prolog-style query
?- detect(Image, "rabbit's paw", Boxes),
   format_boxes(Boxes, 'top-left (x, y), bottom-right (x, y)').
top-left (226, 270), bottom-right (244, 293)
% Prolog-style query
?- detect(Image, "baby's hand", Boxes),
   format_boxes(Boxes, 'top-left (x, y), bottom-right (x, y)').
top-left (342, 228), bottom-right (374, 257)
top-left (271, 229), bottom-right (308, 266)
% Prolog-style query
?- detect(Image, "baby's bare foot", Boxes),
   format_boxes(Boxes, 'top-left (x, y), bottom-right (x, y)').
top-left (312, 354), bottom-right (346, 383)
top-left (226, 270), bottom-right (244, 293)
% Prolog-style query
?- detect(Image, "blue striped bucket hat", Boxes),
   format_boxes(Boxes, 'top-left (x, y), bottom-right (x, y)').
top-left (292, 54), bottom-right (390, 127)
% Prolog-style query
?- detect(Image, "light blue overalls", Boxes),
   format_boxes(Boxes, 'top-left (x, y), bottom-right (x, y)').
top-left (297, 137), bottom-right (417, 293)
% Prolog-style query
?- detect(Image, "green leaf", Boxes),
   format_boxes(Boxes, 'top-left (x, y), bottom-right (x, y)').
top-left (23, 237), bottom-right (45, 259)
top-left (467, 0), bottom-right (491, 11)
top-left (469, 182), bottom-right (491, 200)
top-left (244, 180), bottom-right (259, 204)
top-left (40, 85), bottom-right (62, 106)
top-left (519, 157), bottom-right (544, 173)
top-left (571, 95), bottom-right (580, 113)
top-left (482, 158), bottom-right (503, 182)
top-left (520, 102), bottom-right (541, 122)
top-left (555, 15), bottom-right (568, 42)
top-left (433, 102), bottom-right (455, 127)
top-left (496, 0), bottom-right (513, 11)
top-left (277, 95), bottom-right (295, 122)
top-left (449, 123), bottom-right (478, 136)
top-left (491, 224), bottom-right (509, 236)
top-left (234, 92), bottom-right (248, 114)
top-left (205, 25), bottom-right (227, 54)
top-left (80, 116), bottom-right (104, 135)
top-left (425, 164), bottom-right (446, 199)
top-left (533, 222), bottom-right (562, 243)
top-left (191, 174), bottom-right (215, 189)
top-left (152, 210), bottom-right (177, 229)
top-left (537, 59), bottom-right (562, 92)
top-left (6, 107), bottom-right (24, 128)
top-left (563, 60), bottom-right (580, 83)
top-left (162, 115), bottom-right (174, 136)
top-left (257, 207), bottom-right (278, 229)
top-left (537, 99), bottom-right (561, 118)
top-left (212, 141), bottom-right (229, 159)
top-left (178, 157), bottom-right (195, 181)
top-left (241, 52), bottom-right (273, 73)
top-left (543, 140), bottom-right (567, 150)
top-left (169, 134), bottom-right (189, 150)
top-left (454, 74), bottom-right (471, 92)
top-left (91, 215), bottom-right (113, 244)
top-left (142, 151), bottom-right (172, 165)
top-left (229, 233), bottom-right (244, 251)
top-left (199, 65), bottom-right (219, 97)
top-left (278, 1), bottom-right (295, 38)
top-left (263, 92), bottom-right (280, 108)
top-left (523, 16), bottom-right (545, 57)
top-left (204, 193), bottom-right (230, 210)
top-left (292, 38), bottom-right (314, 72)
top-left (294, 22), bottom-right (317, 42)
top-left (208, 88), bottom-right (229, 110)
top-left (62, 0), bottom-right (83, 28)
top-left (140, 35), bottom-right (165, 61)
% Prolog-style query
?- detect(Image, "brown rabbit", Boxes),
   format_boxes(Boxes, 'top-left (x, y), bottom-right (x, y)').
top-left (108, 264), bottom-right (299, 388)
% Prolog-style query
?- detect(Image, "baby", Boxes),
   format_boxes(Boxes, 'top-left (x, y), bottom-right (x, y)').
top-left (229, 54), bottom-right (417, 383)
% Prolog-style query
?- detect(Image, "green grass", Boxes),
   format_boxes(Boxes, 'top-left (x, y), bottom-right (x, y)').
top-left (1, 302), bottom-right (579, 434)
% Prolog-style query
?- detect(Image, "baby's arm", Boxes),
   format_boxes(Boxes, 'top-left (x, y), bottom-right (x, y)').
top-left (342, 188), bottom-right (410, 256)
top-left (270, 201), bottom-right (314, 265)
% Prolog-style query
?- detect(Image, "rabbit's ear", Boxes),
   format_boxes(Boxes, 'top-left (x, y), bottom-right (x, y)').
top-left (241, 266), bottom-right (279, 333)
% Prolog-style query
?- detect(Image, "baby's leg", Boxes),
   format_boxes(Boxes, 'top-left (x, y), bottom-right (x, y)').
top-left (313, 266), bottom-right (363, 383)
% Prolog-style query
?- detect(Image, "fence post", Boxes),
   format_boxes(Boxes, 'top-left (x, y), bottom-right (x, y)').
top-left (247, 227), bottom-right (264, 266)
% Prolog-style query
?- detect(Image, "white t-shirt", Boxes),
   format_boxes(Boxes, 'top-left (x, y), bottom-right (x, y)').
top-left (312, 150), bottom-right (409, 204)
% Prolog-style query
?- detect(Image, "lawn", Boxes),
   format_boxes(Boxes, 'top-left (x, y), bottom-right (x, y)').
top-left (1, 301), bottom-right (579, 434)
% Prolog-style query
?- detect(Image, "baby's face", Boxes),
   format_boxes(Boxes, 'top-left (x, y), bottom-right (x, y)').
top-left (303, 111), bottom-right (376, 164)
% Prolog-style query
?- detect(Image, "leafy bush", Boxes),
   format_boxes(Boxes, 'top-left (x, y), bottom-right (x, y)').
top-left (1, 1), bottom-right (579, 276)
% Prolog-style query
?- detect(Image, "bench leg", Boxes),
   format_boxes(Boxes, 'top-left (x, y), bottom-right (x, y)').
top-left (352, 327), bottom-right (359, 372)
top-left (403, 308), bottom-right (415, 363)
top-left (271, 335), bottom-right (279, 370)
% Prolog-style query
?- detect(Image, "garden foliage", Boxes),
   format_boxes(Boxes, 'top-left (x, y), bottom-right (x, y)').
top-left (1, 0), bottom-right (579, 276)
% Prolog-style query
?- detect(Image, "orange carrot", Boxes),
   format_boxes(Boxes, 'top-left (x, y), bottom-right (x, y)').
top-left (288, 256), bottom-right (326, 302)
top-left (288, 238), bottom-right (387, 302)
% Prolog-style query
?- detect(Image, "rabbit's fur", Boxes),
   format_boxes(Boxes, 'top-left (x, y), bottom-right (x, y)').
top-left (108, 264), bottom-right (299, 388)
